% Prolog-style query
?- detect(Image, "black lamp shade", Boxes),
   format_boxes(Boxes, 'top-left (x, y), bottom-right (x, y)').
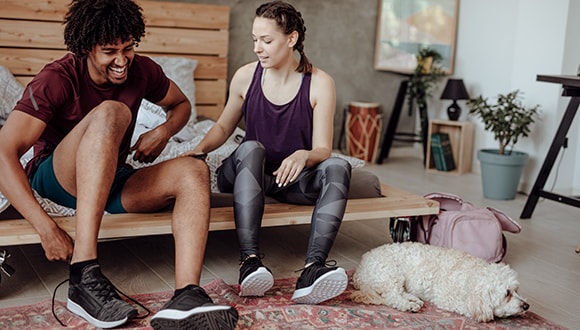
top-left (440, 79), bottom-right (469, 121)
top-left (440, 79), bottom-right (470, 101)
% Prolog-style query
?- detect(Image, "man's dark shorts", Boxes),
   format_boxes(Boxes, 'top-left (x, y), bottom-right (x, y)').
top-left (29, 154), bottom-right (136, 214)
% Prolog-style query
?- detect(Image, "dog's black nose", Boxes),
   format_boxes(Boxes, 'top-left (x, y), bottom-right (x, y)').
top-left (522, 302), bottom-right (530, 311)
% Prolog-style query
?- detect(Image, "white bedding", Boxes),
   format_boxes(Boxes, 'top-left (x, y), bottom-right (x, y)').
top-left (0, 61), bottom-right (365, 218)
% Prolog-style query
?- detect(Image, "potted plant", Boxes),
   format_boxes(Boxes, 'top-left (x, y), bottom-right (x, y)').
top-left (467, 90), bottom-right (540, 200)
top-left (407, 47), bottom-right (446, 162)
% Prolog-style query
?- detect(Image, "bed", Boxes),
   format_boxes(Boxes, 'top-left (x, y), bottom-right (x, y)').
top-left (0, 0), bottom-right (438, 246)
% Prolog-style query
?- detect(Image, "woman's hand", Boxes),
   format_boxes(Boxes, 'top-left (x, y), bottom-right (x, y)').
top-left (273, 150), bottom-right (309, 187)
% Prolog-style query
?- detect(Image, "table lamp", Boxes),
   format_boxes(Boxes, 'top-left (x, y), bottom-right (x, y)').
top-left (440, 79), bottom-right (470, 121)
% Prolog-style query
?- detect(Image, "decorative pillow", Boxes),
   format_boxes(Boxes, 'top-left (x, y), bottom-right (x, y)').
top-left (348, 169), bottom-right (383, 199)
top-left (136, 56), bottom-right (198, 142)
top-left (331, 151), bottom-right (365, 169)
top-left (0, 65), bottom-right (24, 126)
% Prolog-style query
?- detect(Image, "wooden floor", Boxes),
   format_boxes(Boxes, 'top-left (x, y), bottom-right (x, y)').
top-left (0, 147), bottom-right (578, 328)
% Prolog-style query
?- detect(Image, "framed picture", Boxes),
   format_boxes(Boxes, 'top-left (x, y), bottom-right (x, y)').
top-left (374, 0), bottom-right (459, 75)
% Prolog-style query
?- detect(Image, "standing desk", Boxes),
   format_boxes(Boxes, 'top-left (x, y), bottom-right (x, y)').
top-left (520, 74), bottom-right (580, 219)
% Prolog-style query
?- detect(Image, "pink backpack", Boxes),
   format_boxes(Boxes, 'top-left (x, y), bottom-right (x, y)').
top-left (415, 192), bottom-right (521, 263)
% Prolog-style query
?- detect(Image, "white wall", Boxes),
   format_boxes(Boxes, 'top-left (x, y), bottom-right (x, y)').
top-left (445, 0), bottom-right (579, 195)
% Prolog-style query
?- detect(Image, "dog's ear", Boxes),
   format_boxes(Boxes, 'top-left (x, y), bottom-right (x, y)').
top-left (466, 290), bottom-right (495, 322)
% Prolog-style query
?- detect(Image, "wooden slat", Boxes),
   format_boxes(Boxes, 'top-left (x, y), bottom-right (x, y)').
top-left (0, 0), bottom-right (69, 21)
top-left (1, 49), bottom-right (227, 80)
top-left (140, 28), bottom-right (228, 57)
top-left (0, 49), bottom-right (64, 76)
top-left (195, 80), bottom-right (227, 105)
top-left (139, 1), bottom-right (230, 30)
top-left (0, 0), bottom-right (230, 31)
top-left (0, 20), bottom-right (65, 49)
top-left (0, 185), bottom-right (439, 246)
top-left (197, 105), bottom-right (224, 122)
top-left (0, 21), bottom-right (227, 57)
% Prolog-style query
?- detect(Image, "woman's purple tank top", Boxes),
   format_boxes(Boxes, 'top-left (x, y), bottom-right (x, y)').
top-left (242, 63), bottom-right (313, 173)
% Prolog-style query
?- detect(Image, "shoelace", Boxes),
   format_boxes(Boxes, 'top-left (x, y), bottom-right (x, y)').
top-left (294, 259), bottom-right (337, 273)
top-left (239, 253), bottom-right (266, 266)
top-left (51, 278), bottom-right (151, 327)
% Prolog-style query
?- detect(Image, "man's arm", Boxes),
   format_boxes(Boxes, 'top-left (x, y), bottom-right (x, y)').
top-left (0, 111), bottom-right (74, 261)
top-left (130, 80), bottom-right (191, 163)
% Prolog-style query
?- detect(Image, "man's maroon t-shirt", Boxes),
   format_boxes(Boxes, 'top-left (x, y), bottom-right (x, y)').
top-left (14, 53), bottom-right (170, 176)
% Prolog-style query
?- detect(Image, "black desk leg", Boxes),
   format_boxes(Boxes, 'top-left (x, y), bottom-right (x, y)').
top-left (520, 96), bottom-right (580, 219)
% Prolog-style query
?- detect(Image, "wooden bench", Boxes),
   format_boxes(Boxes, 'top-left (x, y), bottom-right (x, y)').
top-left (0, 0), bottom-right (438, 247)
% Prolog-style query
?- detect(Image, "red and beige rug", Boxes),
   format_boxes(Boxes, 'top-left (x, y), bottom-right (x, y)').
top-left (0, 274), bottom-right (568, 329)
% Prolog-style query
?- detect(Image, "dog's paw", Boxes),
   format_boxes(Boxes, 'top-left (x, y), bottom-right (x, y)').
top-left (389, 294), bottom-right (424, 312)
top-left (406, 298), bottom-right (424, 312)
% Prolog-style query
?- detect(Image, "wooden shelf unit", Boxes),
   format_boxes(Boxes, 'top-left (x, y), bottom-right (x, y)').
top-left (426, 120), bottom-right (474, 175)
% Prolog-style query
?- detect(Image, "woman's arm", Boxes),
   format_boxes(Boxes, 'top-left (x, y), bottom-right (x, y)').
top-left (186, 63), bottom-right (256, 155)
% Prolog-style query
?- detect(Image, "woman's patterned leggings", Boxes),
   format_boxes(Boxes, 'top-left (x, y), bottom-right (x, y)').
top-left (217, 141), bottom-right (352, 265)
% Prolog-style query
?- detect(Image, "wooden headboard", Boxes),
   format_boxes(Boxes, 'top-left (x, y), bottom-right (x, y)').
top-left (0, 0), bottom-right (229, 121)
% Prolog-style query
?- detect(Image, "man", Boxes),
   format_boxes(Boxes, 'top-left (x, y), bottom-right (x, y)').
top-left (0, 0), bottom-right (238, 329)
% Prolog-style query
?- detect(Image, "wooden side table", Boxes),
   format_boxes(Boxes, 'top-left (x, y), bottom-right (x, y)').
top-left (426, 120), bottom-right (474, 175)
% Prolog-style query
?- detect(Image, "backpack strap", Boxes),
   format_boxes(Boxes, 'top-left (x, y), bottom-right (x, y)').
top-left (424, 192), bottom-right (463, 211)
top-left (418, 214), bottom-right (438, 243)
top-left (487, 206), bottom-right (522, 233)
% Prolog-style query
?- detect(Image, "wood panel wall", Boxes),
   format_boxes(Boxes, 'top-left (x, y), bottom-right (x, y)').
top-left (0, 0), bottom-right (230, 120)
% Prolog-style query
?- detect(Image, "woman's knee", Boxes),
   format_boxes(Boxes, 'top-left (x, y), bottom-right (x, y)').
top-left (320, 157), bottom-right (352, 174)
top-left (236, 140), bottom-right (265, 157)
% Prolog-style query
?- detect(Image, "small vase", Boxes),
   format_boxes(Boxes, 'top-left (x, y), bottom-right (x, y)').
top-left (446, 103), bottom-right (461, 121)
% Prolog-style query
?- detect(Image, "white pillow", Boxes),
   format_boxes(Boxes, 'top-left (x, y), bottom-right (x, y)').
top-left (127, 120), bottom-right (366, 193)
top-left (0, 65), bottom-right (24, 126)
top-left (136, 56), bottom-right (198, 142)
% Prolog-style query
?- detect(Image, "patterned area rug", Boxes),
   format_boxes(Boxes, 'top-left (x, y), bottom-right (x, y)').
top-left (0, 274), bottom-right (568, 329)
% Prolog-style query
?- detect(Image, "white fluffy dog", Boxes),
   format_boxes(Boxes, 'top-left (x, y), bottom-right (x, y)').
top-left (351, 242), bottom-right (529, 322)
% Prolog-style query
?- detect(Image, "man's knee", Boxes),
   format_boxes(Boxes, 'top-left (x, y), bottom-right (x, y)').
top-left (90, 100), bottom-right (132, 130)
top-left (173, 157), bottom-right (210, 185)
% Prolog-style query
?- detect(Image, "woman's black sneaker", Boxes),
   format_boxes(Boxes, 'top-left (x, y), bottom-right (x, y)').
top-left (291, 261), bottom-right (347, 304)
top-left (238, 255), bottom-right (274, 296)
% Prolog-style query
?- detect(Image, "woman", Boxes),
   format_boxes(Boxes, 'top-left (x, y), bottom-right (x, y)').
top-left (189, 1), bottom-right (351, 304)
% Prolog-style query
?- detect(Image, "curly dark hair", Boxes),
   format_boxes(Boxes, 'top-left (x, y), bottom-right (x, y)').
top-left (256, 1), bottom-right (312, 73)
top-left (63, 0), bottom-right (145, 57)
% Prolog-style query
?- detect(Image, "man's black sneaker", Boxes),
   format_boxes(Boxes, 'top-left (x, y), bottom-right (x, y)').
top-left (238, 255), bottom-right (274, 297)
top-left (67, 264), bottom-right (138, 328)
top-left (150, 284), bottom-right (238, 330)
top-left (291, 261), bottom-right (347, 304)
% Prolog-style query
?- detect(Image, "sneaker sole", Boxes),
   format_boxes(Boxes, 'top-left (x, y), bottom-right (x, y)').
top-left (67, 298), bottom-right (134, 329)
top-left (150, 305), bottom-right (238, 330)
top-left (239, 267), bottom-right (274, 296)
top-left (291, 267), bottom-right (348, 304)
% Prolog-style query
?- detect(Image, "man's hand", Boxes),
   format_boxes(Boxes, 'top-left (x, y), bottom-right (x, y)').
top-left (130, 127), bottom-right (170, 163)
top-left (39, 226), bottom-right (74, 262)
